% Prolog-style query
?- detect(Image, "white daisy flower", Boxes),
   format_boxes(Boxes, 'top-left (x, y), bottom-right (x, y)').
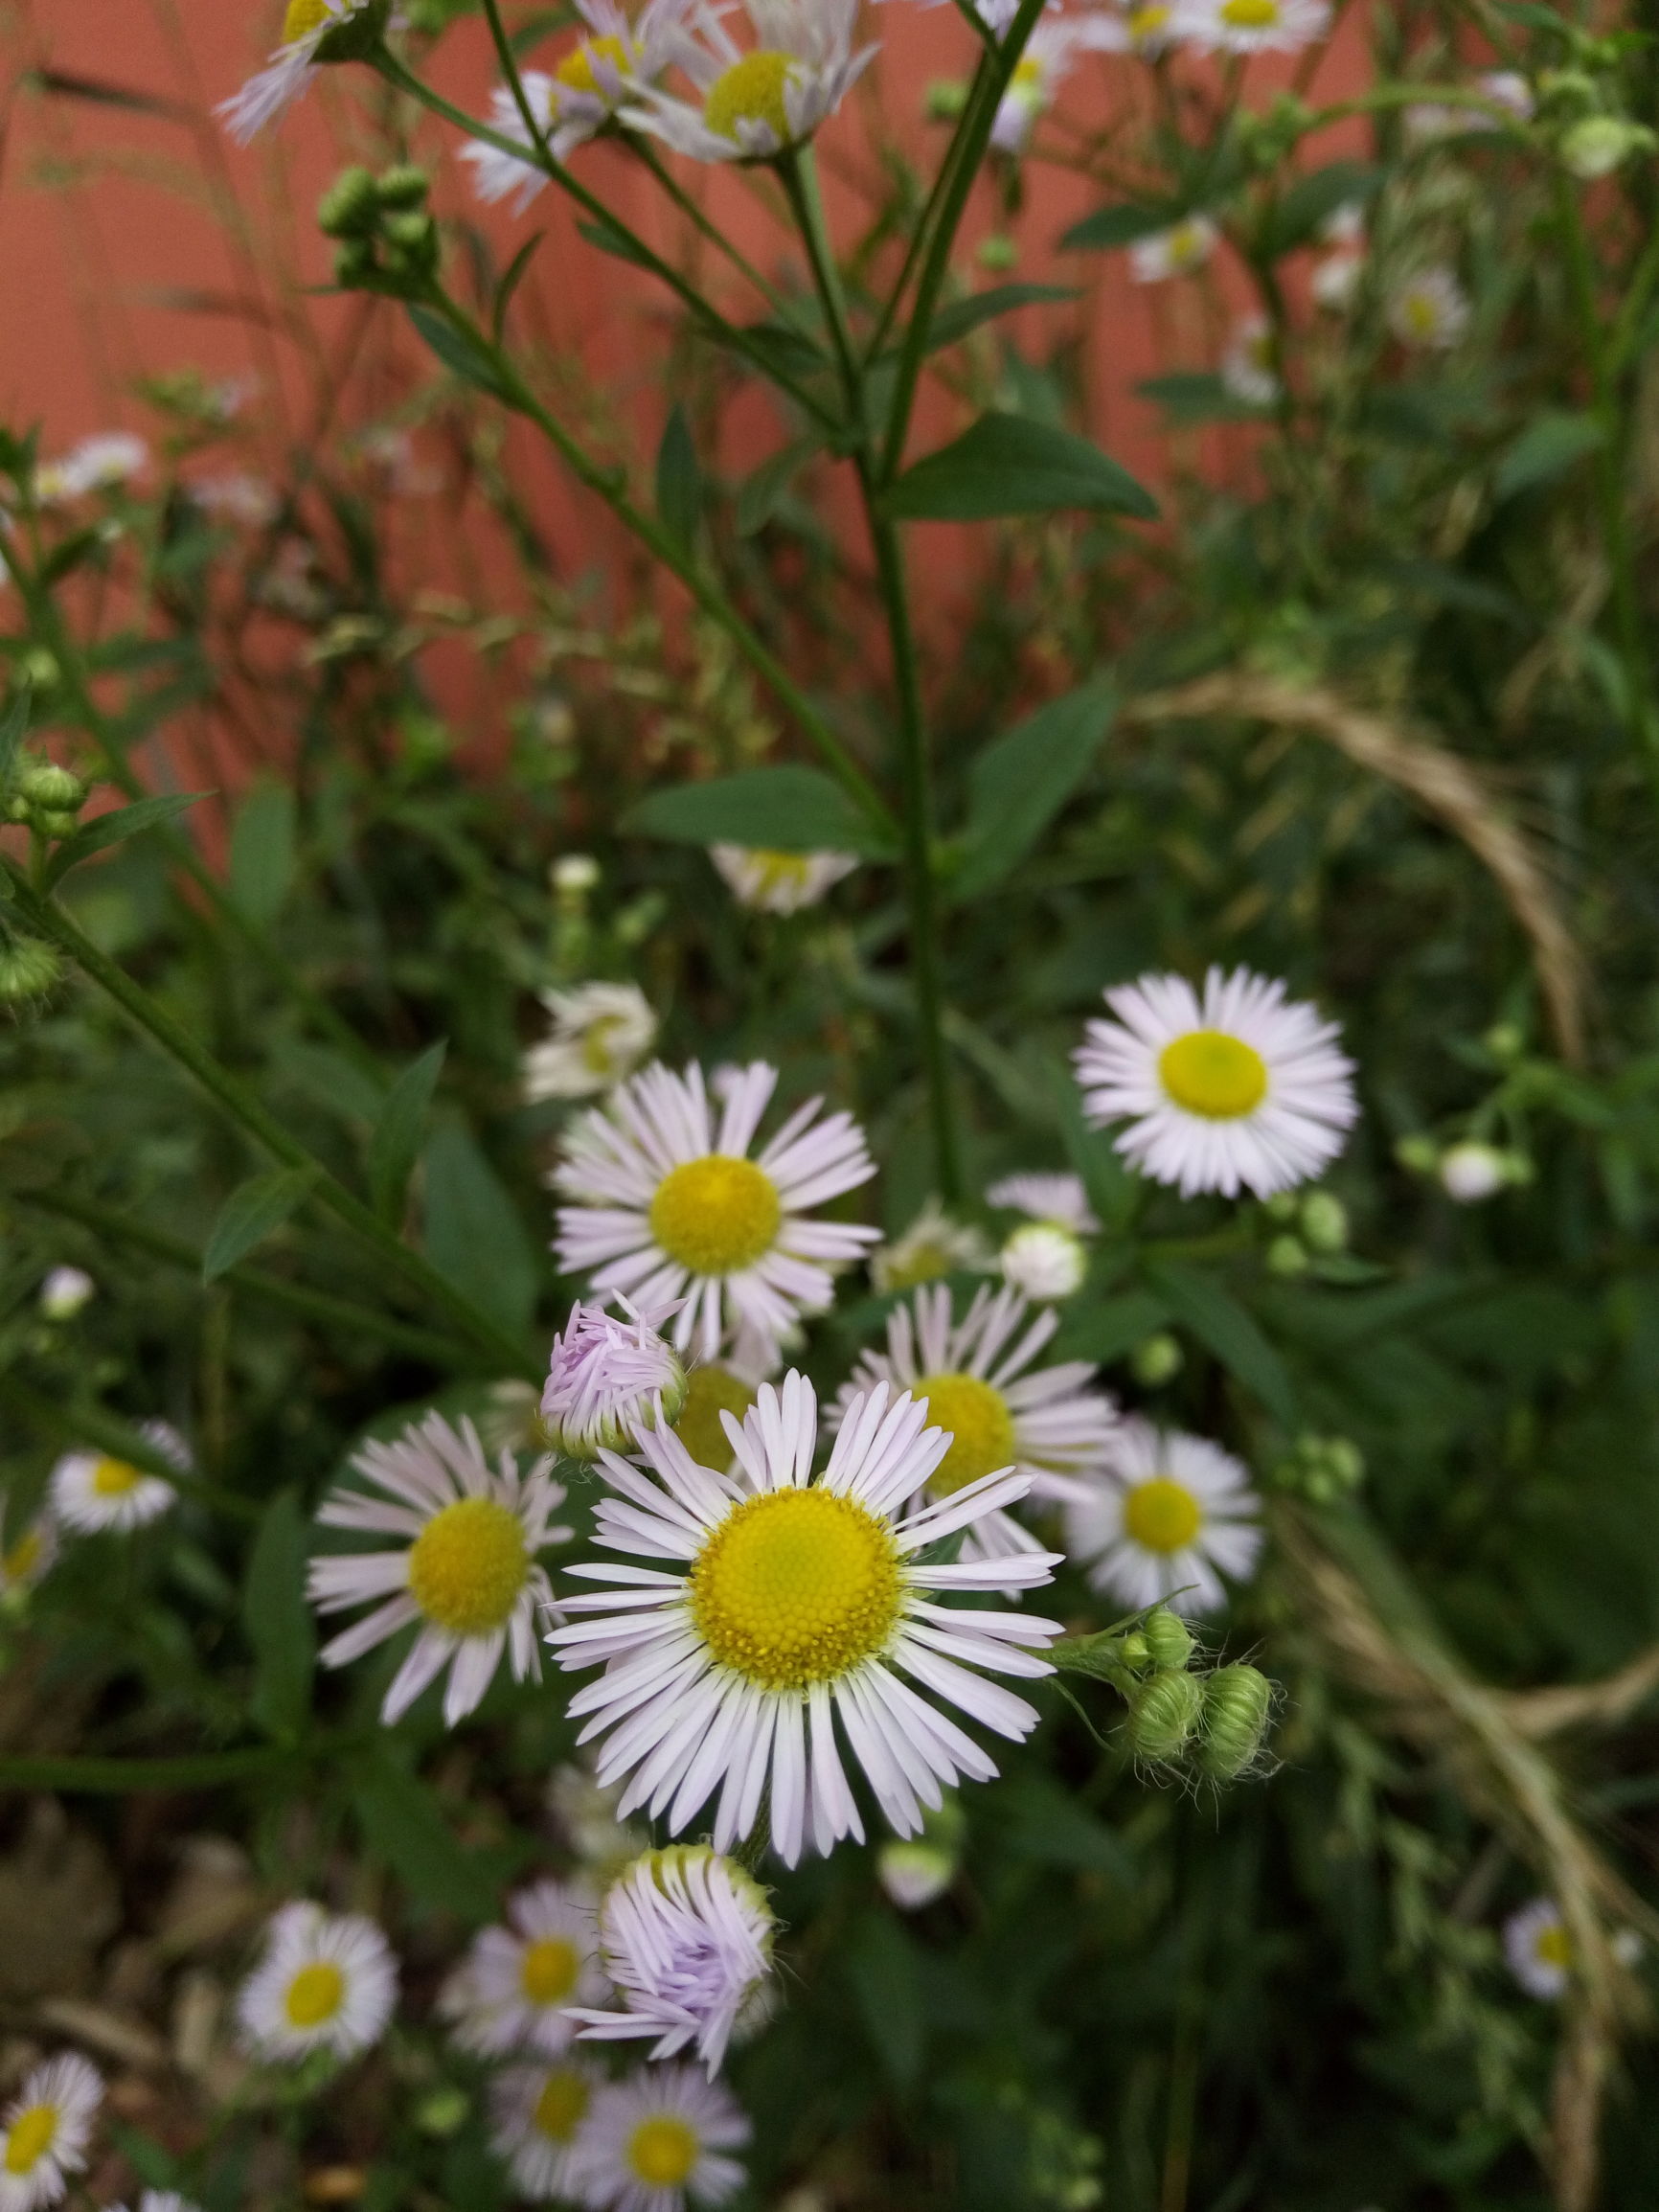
top-left (217, 0), bottom-right (390, 144)
top-left (837, 1283), bottom-right (1116, 1571)
top-left (1219, 314), bottom-right (1280, 407)
top-left (308, 1412), bottom-right (570, 1726)
top-left (34, 434), bottom-right (148, 505)
top-left (525, 982), bottom-right (659, 1104)
top-left (620, 0), bottom-right (875, 164)
top-left (986, 1173), bottom-right (1099, 1234)
top-left (870, 1197), bottom-right (992, 1294)
top-left (1310, 248), bottom-right (1364, 311)
top-left (49, 1419), bottom-right (189, 1535)
top-left (490, 2057), bottom-right (602, 2201)
top-left (439, 1879), bottom-right (603, 2057)
top-left (1074, 0), bottom-right (1184, 56)
top-left (1129, 216), bottom-right (1219, 284)
top-left (1437, 1141), bottom-right (1509, 1203)
top-left (709, 846), bottom-right (857, 915)
top-left (550, 1374), bottom-right (1063, 1864)
top-left (567, 1846), bottom-right (776, 2074)
top-left (1173, 0), bottom-right (1329, 55)
top-left (38, 1266), bottom-right (95, 1320)
top-left (988, 1172), bottom-right (1098, 1301)
top-left (543, 1299), bottom-right (690, 1461)
top-left (1387, 265), bottom-right (1470, 351)
top-left (989, 19), bottom-right (1086, 154)
top-left (1064, 1417), bottom-right (1262, 1616)
top-left (1503, 1896), bottom-right (1572, 1999)
top-left (0, 2053), bottom-right (102, 2212)
top-left (0, 1504), bottom-right (57, 1599)
top-left (110, 2195), bottom-right (204, 2212)
top-left (1075, 966), bottom-right (1357, 1199)
top-left (553, 1060), bottom-right (878, 1365)
top-left (569, 2064), bottom-right (748, 2212)
top-left (237, 1901), bottom-right (398, 2063)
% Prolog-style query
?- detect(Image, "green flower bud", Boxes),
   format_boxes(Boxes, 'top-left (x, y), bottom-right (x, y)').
top-left (1484, 1021), bottom-right (1524, 1061)
top-left (17, 762), bottom-right (87, 811)
top-left (1196, 1664), bottom-right (1273, 1780)
top-left (318, 166), bottom-right (380, 239)
top-left (0, 940), bottom-right (62, 1003)
top-left (1117, 1630), bottom-right (1149, 1672)
top-left (382, 210), bottom-right (436, 255)
top-left (1142, 1606), bottom-right (1196, 1673)
top-left (1265, 1234), bottom-right (1309, 1278)
top-left (34, 810), bottom-right (82, 840)
top-left (376, 164), bottom-right (432, 211)
top-left (925, 78), bottom-right (970, 122)
top-left (1263, 1192), bottom-right (1299, 1223)
top-left (1394, 1133), bottom-right (1438, 1174)
top-left (1127, 1668), bottom-right (1204, 1763)
top-left (413, 2087), bottom-right (469, 2137)
top-left (1560, 116), bottom-right (1653, 178)
top-left (1129, 1331), bottom-right (1183, 1387)
top-left (1299, 1190), bottom-right (1348, 1254)
top-left (333, 238), bottom-right (377, 289)
top-left (977, 233), bottom-right (1019, 272)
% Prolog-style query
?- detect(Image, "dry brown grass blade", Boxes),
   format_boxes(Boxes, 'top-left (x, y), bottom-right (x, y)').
top-left (1124, 673), bottom-right (1589, 1066)
top-left (1499, 1642), bottom-right (1659, 1741)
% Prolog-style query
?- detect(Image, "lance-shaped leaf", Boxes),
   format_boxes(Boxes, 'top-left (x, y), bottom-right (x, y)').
top-left (203, 1165), bottom-right (320, 1283)
top-left (883, 413), bottom-right (1158, 523)
top-left (625, 766), bottom-right (896, 859)
top-left (951, 676), bottom-right (1118, 900)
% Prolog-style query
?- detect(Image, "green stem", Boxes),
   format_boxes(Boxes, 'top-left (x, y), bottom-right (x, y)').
top-left (781, 149), bottom-right (863, 422)
top-left (867, 52), bottom-right (993, 363)
top-left (632, 140), bottom-right (806, 333)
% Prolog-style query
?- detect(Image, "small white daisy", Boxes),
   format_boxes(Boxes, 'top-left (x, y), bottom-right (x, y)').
top-left (870, 1198), bottom-right (992, 1294)
top-left (308, 1413), bottom-right (570, 1726)
top-left (1074, 0), bottom-right (1184, 57)
top-left (49, 1419), bottom-right (189, 1535)
top-left (1173, 0), bottom-right (1329, 55)
top-left (986, 1174), bottom-right (1099, 1234)
top-left (110, 2195), bottom-right (204, 2212)
top-left (569, 2064), bottom-right (749, 2212)
top-left (0, 2054), bottom-right (102, 2212)
top-left (1219, 314), bottom-right (1280, 407)
top-left (1438, 1141), bottom-right (1509, 1203)
top-left (218, 0), bottom-right (391, 143)
top-left (1064, 1417), bottom-right (1262, 1616)
top-left (1129, 216), bottom-right (1219, 284)
top-left (550, 1374), bottom-right (1063, 1864)
top-left (542, 1299), bottom-right (690, 1462)
top-left (525, 982), bottom-right (659, 1104)
top-left (567, 1846), bottom-right (776, 2074)
top-left (34, 434), bottom-right (148, 505)
top-left (838, 1283), bottom-right (1116, 1572)
top-left (1387, 265), bottom-right (1470, 352)
top-left (988, 1172), bottom-right (1098, 1301)
top-left (1075, 966), bottom-right (1357, 1199)
top-left (1503, 1896), bottom-right (1572, 1999)
top-left (989, 20), bottom-right (1085, 155)
top-left (553, 1060), bottom-right (878, 1364)
top-left (237, 1901), bottom-right (398, 2064)
top-left (1310, 249), bottom-right (1364, 311)
top-left (0, 1503), bottom-right (57, 1599)
top-left (709, 846), bottom-right (857, 915)
top-left (37, 1266), bottom-right (95, 1320)
top-left (440, 1878), bottom-right (603, 2057)
top-left (620, 0), bottom-right (875, 163)
top-left (491, 2057), bottom-right (602, 2201)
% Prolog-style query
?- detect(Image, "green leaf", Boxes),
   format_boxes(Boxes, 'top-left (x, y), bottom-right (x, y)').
top-left (492, 229), bottom-right (544, 343)
top-left (422, 1122), bottom-right (538, 1338)
top-left (1137, 373), bottom-right (1263, 424)
top-left (846, 1915), bottom-right (925, 2092)
top-left (575, 215), bottom-right (657, 270)
top-left (1060, 200), bottom-right (1179, 251)
top-left (1143, 1260), bottom-right (1297, 1425)
top-left (242, 1490), bottom-right (315, 1741)
top-left (369, 1040), bottom-right (446, 1222)
top-left (624, 766), bottom-right (895, 859)
top-left (228, 781), bottom-right (297, 927)
top-left (1494, 410), bottom-right (1603, 500)
top-left (735, 440), bottom-right (818, 536)
top-left (406, 304), bottom-right (511, 400)
top-left (44, 791), bottom-right (210, 888)
top-left (920, 283), bottom-right (1079, 353)
top-left (716, 319), bottom-right (830, 381)
top-left (882, 413), bottom-right (1158, 523)
top-left (351, 1750), bottom-right (502, 1923)
top-left (1262, 161), bottom-right (1380, 255)
top-left (1051, 1289), bottom-right (1172, 1366)
top-left (655, 403), bottom-right (701, 551)
top-left (202, 1165), bottom-right (320, 1283)
top-left (952, 675), bottom-right (1117, 900)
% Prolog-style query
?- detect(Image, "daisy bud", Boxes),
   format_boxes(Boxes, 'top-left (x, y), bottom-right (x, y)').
top-left (1484, 1021), bottom-right (1524, 1061)
top-left (1394, 1134), bottom-right (1439, 1174)
top-left (1196, 1664), bottom-right (1272, 1780)
top-left (1129, 1332), bottom-right (1183, 1387)
top-left (1298, 1191), bottom-right (1348, 1254)
top-left (1437, 1142), bottom-right (1508, 1204)
top-left (17, 761), bottom-right (87, 811)
top-left (1127, 1668), bottom-right (1203, 1764)
top-left (999, 1221), bottom-right (1088, 1302)
top-left (926, 78), bottom-right (970, 121)
top-left (318, 167), bottom-right (380, 238)
top-left (375, 164), bottom-right (431, 211)
top-left (540, 1300), bottom-right (688, 1460)
top-left (1560, 116), bottom-right (1653, 178)
top-left (878, 1839), bottom-right (958, 1911)
top-left (1142, 1606), bottom-right (1195, 1674)
top-left (1265, 1234), bottom-right (1309, 1277)
top-left (0, 939), bottom-right (62, 1003)
top-left (34, 810), bottom-right (82, 840)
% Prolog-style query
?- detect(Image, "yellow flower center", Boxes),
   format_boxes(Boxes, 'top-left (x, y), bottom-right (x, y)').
top-left (557, 33), bottom-right (634, 95)
top-left (580, 1014), bottom-right (630, 1075)
top-left (1402, 292), bottom-right (1439, 336)
top-left (745, 850), bottom-right (815, 900)
top-left (914, 1373), bottom-right (1018, 1498)
top-left (1169, 222), bottom-right (1205, 265)
top-left (520, 1936), bottom-right (580, 2006)
top-left (1011, 55), bottom-right (1044, 87)
top-left (3, 1528), bottom-right (44, 1583)
top-left (1535, 1923), bottom-right (1572, 1971)
top-left (1128, 3), bottom-right (1170, 34)
top-left (1157, 1030), bottom-right (1268, 1120)
top-left (284, 0), bottom-right (333, 40)
top-left (1124, 1477), bottom-right (1203, 1555)
top-left (3, 2108), bottom-right (57, 2177)
top-left (406, 1496), bottom-right (530, 1636)
top-left (649, 1155), bottom-right (782, 1276)
top-left (690, 1487), bottom-right (903, 1691)
top-left (91, 1455), bottom-right (142, 1496)
top-left (1219, 0), bottom-right (1280, 23)
top-left (675, 1364), bottom-right (758, 1471)
top-left (704, 50), bottom-right (795, 145)
top-left (532, 2068), bottom-right (591, 2143)
top-left (284, 1960), bottom-right (345, 2029)
top-left (626, 2116), bottom-right (700, 2187)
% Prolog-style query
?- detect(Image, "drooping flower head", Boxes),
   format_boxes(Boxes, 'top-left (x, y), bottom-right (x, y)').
top-left (550, 1374), bottom-right (1062, 1863)
top-left (1075, 967), bottom-right (1357, 1199)
top-left (49, 1419), bottom-right (189, 1535)
top-left (236, 1903), bottom-right (397, 2063)
top-left (990, 20), bottom-right (1086, 154)
top-left (987, 1172), bottom-right (1100, 1303)
top-left (620, 0), bottom-right (876, 163)
top-left (218, 0), bottom-right (391, 144)
top-left (567, 1846), bottom-right (777, 2074)
top-left (569, 2064), bottom-right (749, 2212)
top-left (1387, 266), bottom-right (1471, 351)
top-left (710, 845), bottom-right (857, 915)
top-left (490, 2057), bottom-right (602, 2201)
top-left (525, 982), bottom-right (659, 1103)
top-left (542, 1300), bottom-right (690, 1461)
top-left (308, 1412), bottom-right (569, 1725)
top-left (1129, 216), bottom-right (1219, 284)
top-left (554, 1060), bottom-right (878, 1364)
top-left (1173, 0), bottom-right (1329, 55)
top-left (870, 1197), bottom-right (992, 1294)
top-left (1077, 0), bottom-right (1184, 56)
top-left (0, 2054), bottom-right (102, 2212)
top-left (1064, 1417), bottom-right (1261, 1616)
top-left (440, 1879), bottom-right (603, 2057)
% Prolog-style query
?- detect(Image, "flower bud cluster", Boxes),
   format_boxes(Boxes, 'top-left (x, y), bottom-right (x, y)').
top-left (4, 753), bottom-right (90, 841)
top-left (1056, 1606), bottom-right (1276, 1786)
top-left (1260, 1186), bottom-right (1349, 1276)
top-left (319, 166), bottom-right (439, 296)
top-left (1270, 1430), bottom-right (1364, 1505)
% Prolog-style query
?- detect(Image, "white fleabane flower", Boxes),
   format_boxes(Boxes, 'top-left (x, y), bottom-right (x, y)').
top-left (237, 1903), bottom-right (397, 2063)
top-left (1504, 1896), bottom-right (1572, 1999)
top-left (550, 1374), bottom-right (1062, 1864)
top-left (986, 1173), bottom-right (1099, 1234)
top-left (1173, 0), bottom-right (1329, 54)
top-left (1311, 249), bottom-right (1364, 311)
top-left (567, 1846), bottom-right (777, 2073)
top-left (1075, 967), bottom-right (1357, 1199)
top-left (0, 2054), bottom-right (102, 2212)
top-left (525, 983), bottom-right (658, 1104)
top-left (1064, 1417), bottom-right (1261, 1616)
top-left (37, 1266), bottom-right (95, 1320)
top-left (1076, 0), bottom-right (1183, 56)
top-left (1388, 266), bottom-right (1470, 351)
top-left (440, 1879), bottom-right (603, 2056)
top-left (543, 1300), bottom-right (691, 1461)
top-left (1438, 1141), bottom-right (1508, 1203)
top-left (1129, 216), bottom-right (1219, 284)
top-left (49, 1419), bottom-right (189, 1535)
top-left (554, 1060), bottom-right (878, 1364)
top-left (709, 846), bottom-right (857, 915)
top-left (34, 434), bottom-right (148, 504)
top-left (490, 2057), bottom-right (602, 2201)
top-left (990, 20), bottom-right (1085, 154)
top-left (838, 1284), bottom-right (1116, 1571)
top-left (111, 2195), bottom-right (204, 2212)
top-left (569, 2064), bottom-right (749, 2212)
top-left (988, 1173), bottom-right (1098, 1301)
top-left (870, 1198), bottom-right (992, 1294)
top-left (620, 0), bottom-right (875, 163)
top-left (0, 1505), bottom-right (57, 1599)
top-left (218, 0), bottom-right (389, 144)
top-left (308, 1413), bottom-right (570, 1726)
top-left (1219, 314), bottom-right (1280, 406)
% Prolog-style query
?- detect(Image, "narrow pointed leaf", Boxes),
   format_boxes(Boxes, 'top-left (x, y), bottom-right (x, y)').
top-left (883, 413), bottom-right (1158, 523)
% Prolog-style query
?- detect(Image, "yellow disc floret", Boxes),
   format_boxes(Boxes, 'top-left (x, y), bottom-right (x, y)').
top-left (1158, 1030), bottom-right (1269, 1120)
top-left (91, 1456), bottom-right (141, 1497)
top-left (627, 2115), bottom-right (700, 2187)
top-left (3, 1528), bottom-right (44, 1584)
top-left (1534, 1923), bottom-right (1572, 1972)
top-left (649, 1155), bottom-right (782, 1276)
top-left (284, 0), bottom-right (334, 41)
top-left (407, 1496), bottom-right (530, 1636)
top-left (914, 1373), bottom-right (1017, 1498)
top-left (691, 1488), bottom-right (902, 1690)
top-left (704, 50), bottom-right (796, 145)
top-left (1127, 3), bottom-right (1171, 35)
top-left (1219, 0), bottom-right (1281, 23)
top-left (520, 1936), bottom-right (580, 2006)
top-left (557, 34), bottom-right (634, 96)
top-left (1124, 1477), bottom-right (1203, 1555)
top-left (284, 1960), bottom-right (345, 2029)
top-left (3, 2107), bottom-right (57, 2177)
top-left (533, 2067), bottom-right (591, 2142)
top-left (675, 1364), bottom-right (759, 1471)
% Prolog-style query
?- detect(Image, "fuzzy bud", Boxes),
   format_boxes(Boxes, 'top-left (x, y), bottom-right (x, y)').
top-left (1394, 1134), bottom-right (1439, 1174)
top-left (0, 940), bottom-right (62, 1003)
top-left (1196, 1664), bottom-right (1273, 1780)
top-left (977, 234), bottom-right (1019, 272)
top-left (333, 238), bottom-right (377, 289)
top-left (17, 762), bottom-right (87, 812)
top-left (1262, 1192), bottom-right (1299, 1223)
top-left (999, 1221), bottom-right (1087, 1302)
top-left (318, 167), bottom-right (380, 239)
top-left (1560, 116), bottom-right (1654, 178)
top-left (1127, 1668), bottom-right (1204, 1763)
top-left (1117, 1630), bottom-right (1149, 1671)
top-left (1298, 1190), bottom-right (1348, 1254)
top-left (540, 1298), bottom-right (688, 1459)
top-left (1142, 1607), bottom-right (1195, 1673)
top-left (1129, 1332), bottom-right (1183, 1387)
top-left (376, 164), bottom-right (432, 211)
top-left (32, 809), bottom-right (82, 841)
top-left (382, 209), bottom-right (436, 255)
top-left (1484, 1021), bottom-right (1524, 1061)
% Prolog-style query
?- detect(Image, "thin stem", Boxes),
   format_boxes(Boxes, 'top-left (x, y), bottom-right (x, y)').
top-left (0, 1377), bottom-right (259, 1522)
top-left (868, 53), bottom-right (994, 363)
top-left (782, 150), bottom-right (862, 423)
top-left (632, 140), bottom-right (806, 332)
